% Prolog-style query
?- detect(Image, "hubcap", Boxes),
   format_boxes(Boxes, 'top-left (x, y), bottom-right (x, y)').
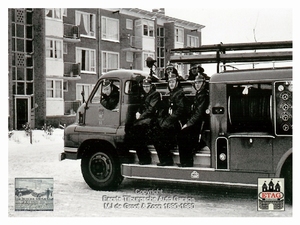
top-left (89, 152), bottom-right (112, 182)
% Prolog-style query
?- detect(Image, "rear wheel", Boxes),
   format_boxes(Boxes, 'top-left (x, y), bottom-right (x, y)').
top-left (81, 148), bottom-right (123, 190)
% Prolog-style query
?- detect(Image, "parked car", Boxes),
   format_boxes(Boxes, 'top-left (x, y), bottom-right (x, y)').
top-left (15, 188), bottom-right (33, 197)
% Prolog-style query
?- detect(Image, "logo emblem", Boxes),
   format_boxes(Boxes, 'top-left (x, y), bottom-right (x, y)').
top-left (191, 171), bottom-right (199, 179)
top-left (257, 178), bottom-right (284, 211)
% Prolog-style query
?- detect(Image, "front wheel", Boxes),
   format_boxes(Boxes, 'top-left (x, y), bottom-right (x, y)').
top-left (81, 149), bottom-right (123, 190)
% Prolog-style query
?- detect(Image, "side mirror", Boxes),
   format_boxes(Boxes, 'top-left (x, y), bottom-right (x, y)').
top-left (81, 88), bottom-right (85, 103)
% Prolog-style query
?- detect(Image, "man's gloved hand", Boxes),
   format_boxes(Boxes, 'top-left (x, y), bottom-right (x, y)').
top-left (136, 112), bottom-right (141, 119)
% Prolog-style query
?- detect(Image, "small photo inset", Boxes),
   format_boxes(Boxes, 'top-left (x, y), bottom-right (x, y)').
top-left (15, 178), bottom-right (53, 211)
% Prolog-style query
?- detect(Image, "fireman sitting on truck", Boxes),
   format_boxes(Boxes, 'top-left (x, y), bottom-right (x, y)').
top-left (126, 77), bottom-right (162, 165)
top-left (100, 79), bottom-right (120, 110)
top-left (187, 63), bottom-right (199, 80)
top-left (163, 63), bottom-right (183, 81)
top-left (177, 74), bottom-right (209, 167)
top-left (153, 73), bottom-right (188, 166)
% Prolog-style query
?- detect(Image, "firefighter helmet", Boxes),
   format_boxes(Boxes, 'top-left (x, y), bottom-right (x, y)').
top-left (168, 73), bottom-right (178, 81)
top-left (166, 63), bottom-right (174, 69)
top-left (102, 79), bottom-right (111, 87)
top-left (142, 77), bottom-right (152, 86)
top-left (190, 63), bottom-right (198, 70)
top-left (195, 74), bottom-right (205, 82)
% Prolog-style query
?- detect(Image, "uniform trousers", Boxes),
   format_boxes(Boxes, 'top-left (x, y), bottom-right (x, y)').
top-left (153, 123), bottom-right (180, 164)
top-left (177, 124), bottom-right (201, 165)
top-left (127, 124), bottom-right (152, 163)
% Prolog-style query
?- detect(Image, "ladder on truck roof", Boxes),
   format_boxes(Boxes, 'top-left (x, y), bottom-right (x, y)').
top-left (170, 40), bottom-right (292, 73)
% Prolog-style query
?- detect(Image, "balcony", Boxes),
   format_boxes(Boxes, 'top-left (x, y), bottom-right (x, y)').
top-left (64, 62), bottom-right (81, 80)
top-left (122, 36), bottom-right (143, 53)
top-left (63, 24), bottom-right (80, 43)
top-left (130, 36), bottom-right (143, 49)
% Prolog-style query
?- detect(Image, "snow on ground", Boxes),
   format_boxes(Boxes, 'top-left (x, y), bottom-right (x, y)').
top-left (6, 129), bottom-right (293, 221)
top-left (8, 129), bottom-right (175, 217)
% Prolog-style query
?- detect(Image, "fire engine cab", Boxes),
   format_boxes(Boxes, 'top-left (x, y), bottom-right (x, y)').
top-left (60, 41), bottom-right (292, 202)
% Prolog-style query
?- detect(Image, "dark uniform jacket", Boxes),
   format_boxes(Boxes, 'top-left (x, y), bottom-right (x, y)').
top-left (158, 87), bottom-right (186, 129)
top-left (134, 86), bottom-right (161, 126)
top-left (100, 85), bottom-right (119, 110)
top-left (186, 86), bottom-right (209, 127)
top-left (187, 71), bottom-right (198, 80)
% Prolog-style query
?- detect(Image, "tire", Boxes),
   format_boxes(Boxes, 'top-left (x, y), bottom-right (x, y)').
top-left (81, 148), bottom-right (123, 191)
top-left (280, 155), bottom-right (292, 205)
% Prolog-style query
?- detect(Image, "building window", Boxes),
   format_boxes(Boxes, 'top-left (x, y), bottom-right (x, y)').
top-left (45, 8), bottom-right (62, 20)
top-left (62, 8), bottom-right (67, 17)
top-left (102, 51), bottom-right (119, 73)
top-left (46, 39), bottom-right (62, 59)
top-left (187, 35), bottom-right (199, 47)
top-left (63, 43), bottom-right (67, 54)
top-left (156, 27), bottom-right (165, 78)
top-left (46, 79), bottom-right (63, 98)
top-left (175, 27), bottom-right (184, 44)
top-left (76, 84), bottom-right (93, 102)
top-left (126, 52), bottom-right (133, 62)
top-left (75, 11), bottom-right (96, 37)
top-left (126, 19), bottom-right (133, 30)
top-left (63, 81), bottom-right (68, 92)
top-left (143, 24), bottom-right (148, 36)
top-left (143, 22), bottom-right (154, 37)
top-left (101, 16), bottom-right (119, 41)
top-left (76, 47), bottom-right (96, 73)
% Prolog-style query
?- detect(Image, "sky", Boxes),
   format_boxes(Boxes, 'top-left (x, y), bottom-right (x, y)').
top-left (161, 7), bottom-right (294, 75)
top-left (164, 8), bottom-right (292, 45)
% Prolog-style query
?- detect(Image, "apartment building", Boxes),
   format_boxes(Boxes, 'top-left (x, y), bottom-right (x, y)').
top-left (8, 8), bottom-right (204, 130)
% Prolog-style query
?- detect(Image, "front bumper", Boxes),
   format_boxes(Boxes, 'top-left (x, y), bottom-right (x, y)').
top-left (59, 147), bottom-right (78, 161)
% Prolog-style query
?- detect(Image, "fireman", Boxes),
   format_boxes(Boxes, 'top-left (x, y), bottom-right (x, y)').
top-left (177, 74), bottom-right (209, 167)
top-left (154, 73), bottom-right (187, 166)
top-left (100, 79), bottom-right (120, 110)
top-left (187, 63), bottom-right (199, 80)
top-left (164, 63), bottom-right (180, 81)
top-left (198, 65), bottom-right (210, 90)
top-left (127, 77), bottom-right (161, 165)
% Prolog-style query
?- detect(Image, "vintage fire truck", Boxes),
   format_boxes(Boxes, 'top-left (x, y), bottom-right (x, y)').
top-left (60, 41), bottom-right (292, 202)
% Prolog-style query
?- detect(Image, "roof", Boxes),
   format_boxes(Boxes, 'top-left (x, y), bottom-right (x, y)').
top-left (210, 68), bottom-right (292, 84)
top-left (116, 8), bottom-right (205, 30)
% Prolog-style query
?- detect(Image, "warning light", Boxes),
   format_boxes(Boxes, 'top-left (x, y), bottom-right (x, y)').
top-left (219, 153), bottom-right (226, 161)
top-left (278, 85), bottom-right (284, 92)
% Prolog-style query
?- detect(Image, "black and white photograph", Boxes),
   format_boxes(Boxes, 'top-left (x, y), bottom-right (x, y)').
top-left (15, 178), bottom-right (53, 211)
top-left (4, 1), bottom-right (298, 223)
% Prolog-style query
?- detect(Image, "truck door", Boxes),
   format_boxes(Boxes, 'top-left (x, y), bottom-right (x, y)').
top-left (84, 79), bottom-right (121, 133)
